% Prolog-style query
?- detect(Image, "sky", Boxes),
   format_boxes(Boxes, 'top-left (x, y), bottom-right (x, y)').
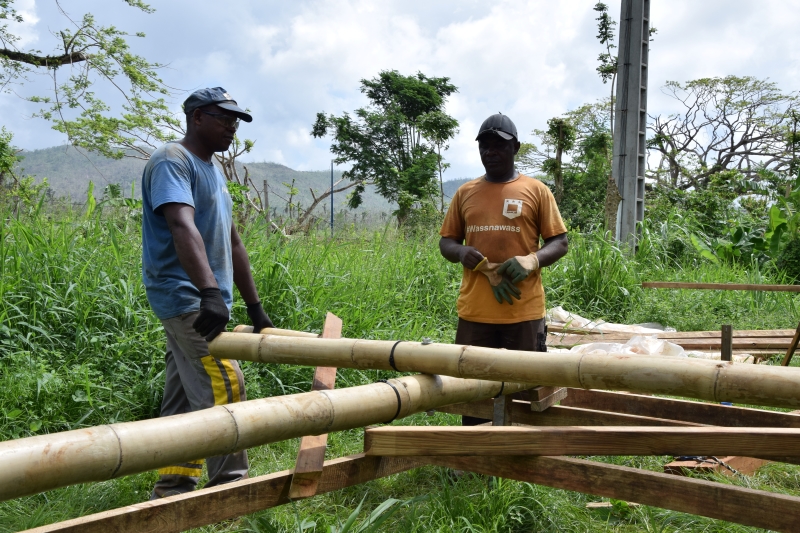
top-left (2, 0), bottom-right (800, 180)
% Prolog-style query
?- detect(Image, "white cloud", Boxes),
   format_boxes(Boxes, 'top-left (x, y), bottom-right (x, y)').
top-left (2, 0), bottom-right (800, 183)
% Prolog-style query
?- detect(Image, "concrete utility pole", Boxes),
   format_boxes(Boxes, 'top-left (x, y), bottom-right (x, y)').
top-left (612, 0), bottom-right (650, 248)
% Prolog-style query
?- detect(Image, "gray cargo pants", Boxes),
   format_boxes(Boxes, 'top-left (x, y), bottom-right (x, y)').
top-left (150, 311), bottom-right (249, 499)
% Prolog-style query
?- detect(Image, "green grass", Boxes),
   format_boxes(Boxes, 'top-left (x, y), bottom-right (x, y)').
top-left (1, 202), bottom-right (799, 532)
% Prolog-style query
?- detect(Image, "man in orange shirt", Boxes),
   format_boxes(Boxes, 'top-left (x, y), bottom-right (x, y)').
top-left (439, 113), bottom-right (568, 424)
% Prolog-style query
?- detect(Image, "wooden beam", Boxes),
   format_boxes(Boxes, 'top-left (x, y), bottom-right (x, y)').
top-left (363, 426), bottom-right (800, 457)
top-left (782, 321), bottom-right (800, 366)
top-left (437, 400), bottom-right (701, 427)
top-left (642, 282), bottom-right (800, 292)
top-left (721, 325), bottom-right (733, 362)
top-left (288, 313), bottom-right (342, 499)
top-left (22, 454), bottom-right (419, 533)
top-left (561, 389), bottom-right (800, 428)
top-left (418, 455), bottom-right (800, 532)
top-left (529, 387), bottom-right (567, 412)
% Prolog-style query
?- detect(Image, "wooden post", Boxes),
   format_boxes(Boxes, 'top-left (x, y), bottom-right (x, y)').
top-left (782, 321), bottom-right (800, 367)
top-left (288, 313), bottom-right (342, 499)
top-left (492, 396), bottom-right (512, 426)
top-left (721, 325), bottom-right (733, 362)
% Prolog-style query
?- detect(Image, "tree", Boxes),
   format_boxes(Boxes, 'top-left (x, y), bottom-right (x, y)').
top-left (418, 110), bottom-right (458, 213)
top-left (514, 101), bottom-right (612, 229)
top-left (592, 2), bottom-right (624, 233)
top-left (1, 0), bottom-right (178, 160)
top-left (311, 70), bottom-right (458, 224)
top-left (648, 76), bottom-right (797, 191)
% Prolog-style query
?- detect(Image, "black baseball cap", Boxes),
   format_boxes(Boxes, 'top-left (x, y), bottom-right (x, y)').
top-left (476, 113), bottom-right (517, 141)
top-left (182, 87), bottom-right (253, 122)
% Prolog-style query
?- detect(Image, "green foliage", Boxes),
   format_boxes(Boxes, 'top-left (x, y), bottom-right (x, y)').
top-left (1, 201), bottom-right (799, 531)
top-left (312, 70), bottom-right (458, 223)
top-left (1, 1), bottom-right (178, 160)
top-left (593, 2), bottom-right (617, 83)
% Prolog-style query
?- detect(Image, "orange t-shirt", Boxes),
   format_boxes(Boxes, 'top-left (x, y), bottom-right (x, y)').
top-left (439, 174), bottom-right (567, 324)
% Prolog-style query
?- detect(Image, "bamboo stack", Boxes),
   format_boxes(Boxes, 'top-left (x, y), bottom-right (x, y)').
top-left (549, 329), bottom-right (798, 355)
top-left (209, 332), bottom-right (800, 409)
top-left (0, 374), bottom-right (530, 502)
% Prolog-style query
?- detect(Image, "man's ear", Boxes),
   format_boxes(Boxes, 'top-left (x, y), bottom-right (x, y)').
top-left (513, 140), bottom-right (521, 155)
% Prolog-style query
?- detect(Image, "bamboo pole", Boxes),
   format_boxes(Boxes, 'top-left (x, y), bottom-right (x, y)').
top-left (0, 375), bottom-right (530, 502)
top-left (209, 332), bottom-right (800, 409)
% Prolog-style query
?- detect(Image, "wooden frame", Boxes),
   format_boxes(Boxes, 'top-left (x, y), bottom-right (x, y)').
top-left (15, 317), bottom-right (800, 533)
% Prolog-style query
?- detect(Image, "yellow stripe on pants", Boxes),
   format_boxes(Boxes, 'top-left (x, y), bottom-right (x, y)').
top-left (200, 356), bottom-right (230, 405)
top-left (218, 358), bottom-right (243, 402)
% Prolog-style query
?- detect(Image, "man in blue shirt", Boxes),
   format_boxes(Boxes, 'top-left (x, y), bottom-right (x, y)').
top-left (141, 87), bottom-right (273, 498)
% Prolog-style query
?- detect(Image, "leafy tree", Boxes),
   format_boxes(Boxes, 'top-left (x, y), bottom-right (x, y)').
top-left (0, 126), bottom-right (19, 190)
top-left (648, 76), bottom-right (797, 191)
top-left (515, 101), bottom-right (609, 228)
top-left (1, 0), bottom-right (179, 160)
top-left (311, 70), bottom-right (458, 224)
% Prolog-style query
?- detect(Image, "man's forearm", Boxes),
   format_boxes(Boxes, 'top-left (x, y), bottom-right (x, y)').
top-left (535, 233), bottom-right (568, 268)
top-left (232, 240), bottom-right (260, 305)
top-left (170, 225), bottom-right (219, 290)
top-left (439, 237), bottom-right (465, 263)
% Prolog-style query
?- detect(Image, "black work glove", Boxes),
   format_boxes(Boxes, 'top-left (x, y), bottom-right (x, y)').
top-left (491, 278), bottom-right (522, 305)
top-left (246, 301), bottom-right (275, 333)
top-left (192, 287), bottom-right (230, 341)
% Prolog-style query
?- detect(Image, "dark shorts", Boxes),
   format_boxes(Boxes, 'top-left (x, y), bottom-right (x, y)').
top-left (456, 317), bottom-right (547, 426)
top-left (455, 317), bottom-right (547, 352)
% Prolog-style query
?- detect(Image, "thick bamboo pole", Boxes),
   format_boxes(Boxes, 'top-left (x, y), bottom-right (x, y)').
top-left (0, 375), bottom-right (530, 502)
top-left (209, 332), bottom-right (800, 409)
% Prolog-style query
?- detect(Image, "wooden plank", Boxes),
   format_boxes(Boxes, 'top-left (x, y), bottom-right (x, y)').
top-left (530, 388), bottom-right (567, 412)
top-left (439, 400), bottom-right (702, 427)
top-left (363, 426), bottom-right (800, 457)
top-left (781, 321), bottom-right (800, 366)
top-left (642, 282), bottom-right (800, 292)
top-left (664, 455), bottom-right (770, 477)
top-left (288, 312), bottom-right (342, 499)
top-left (561, 389), bottom-right (800, 428)
top-left (23, 454), bottom-right (419, 533)
top-left (419, 455), bottom-right (800, 532)
top-left (721, 325), bottom-right (733, 362)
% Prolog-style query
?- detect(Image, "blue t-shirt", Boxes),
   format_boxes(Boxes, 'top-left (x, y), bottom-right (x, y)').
top-left (141, 142), bottom-right (233, 320)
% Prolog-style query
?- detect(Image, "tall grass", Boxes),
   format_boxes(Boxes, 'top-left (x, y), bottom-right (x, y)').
top-left (1, 202), bottom-right (798, 532)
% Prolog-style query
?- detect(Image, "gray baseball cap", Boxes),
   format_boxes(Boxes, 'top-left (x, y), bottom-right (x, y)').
top-left (182, 87), bottom-right (253, 122)
top-left (476, 113), bottom-right (517, 141)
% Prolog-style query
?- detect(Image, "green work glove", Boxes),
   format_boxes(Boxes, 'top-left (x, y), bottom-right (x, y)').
top-left (491, 278), bottom-right (522, 305)
top-left (497, 253), bottom-right (540, 284)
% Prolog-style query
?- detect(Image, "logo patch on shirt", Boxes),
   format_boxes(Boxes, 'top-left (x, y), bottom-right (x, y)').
top-left (503, 199), bottom-right (523, 219)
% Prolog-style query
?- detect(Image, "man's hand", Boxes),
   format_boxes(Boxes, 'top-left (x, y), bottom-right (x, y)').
top-left (497, 253), bottom-right (540, 284)
top-left (246, 301), bottom-right (275, 333)
top-left (491, 277), bottom-right (522, 305)
top-left (192, 287), bottom-right (230, 341)
top-left (458, 246), bottom-right (485, 270)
